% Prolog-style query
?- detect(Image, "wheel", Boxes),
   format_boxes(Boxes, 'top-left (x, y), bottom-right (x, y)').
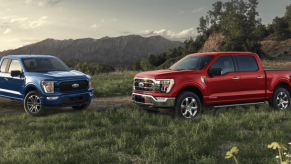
top-left (24, 90), bottom-right (45, 116)
top-left (174, 91), bottom-right (201, 119)
top-left (270, 87), bottom-right (290, 110)
top-left (71, 100), bottom-right (91, 110)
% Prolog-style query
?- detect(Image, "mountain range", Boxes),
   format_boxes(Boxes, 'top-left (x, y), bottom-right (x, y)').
top-left (0, 35), bottom-right (184, 65)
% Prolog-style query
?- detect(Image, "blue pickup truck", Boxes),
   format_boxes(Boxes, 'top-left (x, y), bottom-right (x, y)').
top-left (0, 55), bottom-right (94, 116)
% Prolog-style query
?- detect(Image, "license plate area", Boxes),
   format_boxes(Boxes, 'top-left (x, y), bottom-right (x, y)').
top-left (132, 94), bottom-right (145, 103)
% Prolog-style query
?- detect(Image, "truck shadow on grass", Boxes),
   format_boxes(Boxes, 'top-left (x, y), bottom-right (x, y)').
top-left (0, 97), bottom-right (84, 116)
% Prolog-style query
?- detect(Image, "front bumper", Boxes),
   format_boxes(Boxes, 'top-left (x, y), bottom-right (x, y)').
top-left (132, 93), bottom-right (175, 112)
top-left (40, 91), bottom-right (93, 109)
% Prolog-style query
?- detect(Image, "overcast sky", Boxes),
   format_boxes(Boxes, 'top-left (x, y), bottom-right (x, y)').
top-left (0, 0), bottom-right (290, 51)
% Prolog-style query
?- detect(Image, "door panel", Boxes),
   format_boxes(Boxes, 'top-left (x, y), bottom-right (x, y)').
top-left (2, 59), bottom-right (24, 100)
top-left (206, 55), bottom-right (241, 104)
top-left (0, 59), bottom-right (10, 97)
top-left (206, 72), bottom-right (241, 104)
top-left (234, 55), bottom-right (265, 101)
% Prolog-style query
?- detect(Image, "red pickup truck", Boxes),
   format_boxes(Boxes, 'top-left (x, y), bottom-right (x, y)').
top-left (132, 52), bottom-right (291, 119)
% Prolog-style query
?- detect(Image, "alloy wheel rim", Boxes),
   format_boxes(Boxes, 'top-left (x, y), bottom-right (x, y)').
top-left (181, 97), bottom-right (198, 118)
top-left (276, 91), bottom-right (289, 110)
top-left (27, 95), bottom-right (41, 113)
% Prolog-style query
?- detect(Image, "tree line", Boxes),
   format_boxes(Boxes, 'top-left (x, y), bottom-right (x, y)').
top-left (66, 0), bottom-right (291, 74)
top-left (132, 0), bottom-right (291, 72)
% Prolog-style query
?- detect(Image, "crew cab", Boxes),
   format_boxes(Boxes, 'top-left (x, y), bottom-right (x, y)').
top-left (132, 52), bottom-right (291, 119)
top-left (0, 55), bottom-right (93, 116)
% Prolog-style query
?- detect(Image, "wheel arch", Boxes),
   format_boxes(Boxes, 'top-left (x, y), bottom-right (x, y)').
top-left (24, 85), bottom-right (41, 98)
top-left (175, 86), bottom-right (204, 106)
top-left (270, 82), bottom-right (291, 104)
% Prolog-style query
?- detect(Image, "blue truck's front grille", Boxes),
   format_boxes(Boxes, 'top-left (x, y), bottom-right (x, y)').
top-left (58, 80), bottom-right (88, 91)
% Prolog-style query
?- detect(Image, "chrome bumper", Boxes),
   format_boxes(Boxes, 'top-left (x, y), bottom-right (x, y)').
top-left (132, 93), bottom-right (175, 107)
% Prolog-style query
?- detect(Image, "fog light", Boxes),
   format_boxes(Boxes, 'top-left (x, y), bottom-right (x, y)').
top-left (156, 97), bottom-right (167, 102)
top-left (47, 96), bottom-right (59, 100)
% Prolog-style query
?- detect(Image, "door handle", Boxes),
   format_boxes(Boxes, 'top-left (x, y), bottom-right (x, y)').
top-left (257, 76), bottom-right (263, 79)
top-left (4, 77), bottom-right (8, 81)
top-left (232, 77), bottom-right (239, 80)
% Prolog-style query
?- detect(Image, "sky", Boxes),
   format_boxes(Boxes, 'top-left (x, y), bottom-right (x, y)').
top-left (0, 0), bottom-right (290, 51)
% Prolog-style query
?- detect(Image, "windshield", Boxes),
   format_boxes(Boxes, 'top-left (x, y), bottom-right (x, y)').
top-left (22, 58), bottom-right (71, 72)
top-left (169, 55), bottom-right (214, 70)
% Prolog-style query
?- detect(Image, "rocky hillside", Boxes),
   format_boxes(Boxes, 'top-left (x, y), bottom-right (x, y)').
top-left (260, 34), bottom-right (291, 59)
top-left (0, 35), bottom-right (184, 65)
top-left (198, 33), bottom-right (291, 61)
top-left (198, 33), bottom-right (224, 53)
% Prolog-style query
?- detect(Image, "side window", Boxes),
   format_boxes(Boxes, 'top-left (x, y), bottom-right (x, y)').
top-left (236, 55), bottom-right (258, 72)
top-left (0, 59), bottom-right (9, 73)
top-left (8, 60), bottom-right (22, 73)
top-left (209, 56), bottom-right (234, 75)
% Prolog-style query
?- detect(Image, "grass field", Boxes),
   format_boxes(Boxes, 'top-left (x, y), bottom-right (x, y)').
top-left (1, 103), bottom-right (291, 163)
top-left (1, 59), bottom-right (291, 163)
top-left (91, 71), bottom-right (141, 98)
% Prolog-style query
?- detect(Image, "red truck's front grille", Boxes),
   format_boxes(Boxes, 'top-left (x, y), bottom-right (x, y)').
top-left (134, 78), bottom-right (154, 92)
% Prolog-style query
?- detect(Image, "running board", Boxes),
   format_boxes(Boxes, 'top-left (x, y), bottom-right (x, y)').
top-left (213, 101), bottom-right (265, 108)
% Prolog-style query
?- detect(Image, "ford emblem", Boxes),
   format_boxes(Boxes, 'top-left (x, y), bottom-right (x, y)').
top-left (138, 82), bottom-right (144, 88)
top-left (72, 83), bottom-right (79, 88)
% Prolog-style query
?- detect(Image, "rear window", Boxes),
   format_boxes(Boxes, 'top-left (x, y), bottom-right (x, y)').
top-left (0, 59), bottom-right (9, 73)
top-left (236, 55), bottom-right (258, 72)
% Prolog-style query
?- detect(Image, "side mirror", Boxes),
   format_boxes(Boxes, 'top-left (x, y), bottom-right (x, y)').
top-left (11, 70), bottom-right (22, 77)
top-left (207, 68), bottom-right (221, 76)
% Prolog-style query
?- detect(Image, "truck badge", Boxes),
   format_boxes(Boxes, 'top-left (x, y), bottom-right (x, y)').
top-left (72, 83), bottom-right (79, 88)
top-left (138, 82), bottom-right (144, 88)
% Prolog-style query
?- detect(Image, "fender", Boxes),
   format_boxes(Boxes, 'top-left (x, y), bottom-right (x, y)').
top-left (269, 77), bottom-right (291, 93)
top-left (171, 81), bottom-right (206, 97)
top-left (23, 83), bottom-right (44, 97)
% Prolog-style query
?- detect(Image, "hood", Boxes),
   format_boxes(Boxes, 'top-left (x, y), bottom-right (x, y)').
top-left (135, 69), bottom-right (200, 79)
top-left (27, 70), bottom-right (88, 80)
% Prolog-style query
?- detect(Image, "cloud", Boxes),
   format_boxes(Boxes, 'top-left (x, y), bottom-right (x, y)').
top-left (179, 11), bottom-right (184, 14)
top-left (25, 0), bottom-right (64, 6)
top-left (11, 17), bottom-right (28, 23)
top-left (192, 7), bottom-right (204, 13)
top-left (19, 16), bottom-right (49, 29)
top-left (0, 22), bottom-right (10, 28)
top-left (25, 0), bottom-right (32, 4)
top-left (1, 16), bottom-right (49, 30)
top-left (4, 28), bottom-right (11, 34)
top-left (91, 24), bottom-right (100, 28)
top-left (1, 16), bottom-right (15, 19)
top-left (91, 18), bottom-right (117, 29)
top-left (121, 31), bottom-right (130, 34)
top-left (139, 28), bottom-right (197, 40)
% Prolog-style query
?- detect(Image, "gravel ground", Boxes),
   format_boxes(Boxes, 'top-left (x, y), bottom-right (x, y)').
top-left (0, 96), bottom-right (133, 116)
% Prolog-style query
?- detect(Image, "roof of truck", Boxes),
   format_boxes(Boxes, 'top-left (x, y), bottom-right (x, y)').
top-left (3, 55), bottom-right (56, 59)
top-left (189, 52), bottom-right (256, 56)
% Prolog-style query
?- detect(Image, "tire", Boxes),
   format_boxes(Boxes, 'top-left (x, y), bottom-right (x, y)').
top-left (24, 90), bottom-right (45, 116)
top-left (71, 100), bottom-right (91, 110)
top-left (174, 91), bottom-right (201, 119)
top-left (270, 87), bottom-right (290, 110)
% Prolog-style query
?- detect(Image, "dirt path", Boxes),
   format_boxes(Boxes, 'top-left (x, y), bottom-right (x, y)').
top-left (0, 96), bottom-right (133, 115)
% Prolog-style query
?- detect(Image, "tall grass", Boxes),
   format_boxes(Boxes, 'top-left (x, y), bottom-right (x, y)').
top-left (91, 70), bottom-right (142, 97)
top-left (1, 103), bottom-right (291, 163)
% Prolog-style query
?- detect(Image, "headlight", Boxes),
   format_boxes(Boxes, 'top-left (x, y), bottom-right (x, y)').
top-left (154, 79), bottom-right (174, 93)
top-left (41, 81), bottom-right (57, 93)
top-left (88, 77), bottom-right (93, 89)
